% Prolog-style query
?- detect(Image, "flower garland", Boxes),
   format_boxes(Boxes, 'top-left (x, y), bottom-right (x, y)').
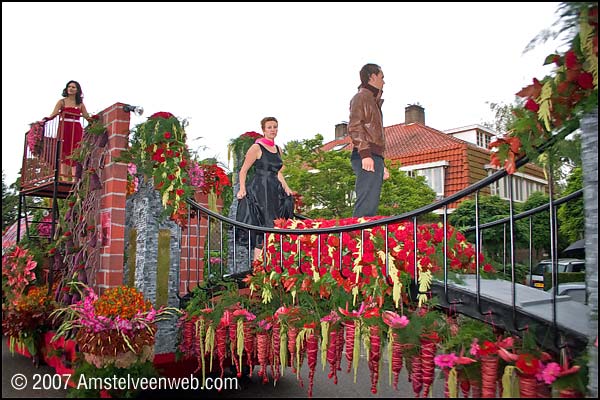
top-left (27, 121), bottom-right (44, 156)
top-left (254, 216), bottom-right (494, 308)
top-left (121, 111), bottom-right (230, 226)
top-left (490, 4), bottom-right (598, 173)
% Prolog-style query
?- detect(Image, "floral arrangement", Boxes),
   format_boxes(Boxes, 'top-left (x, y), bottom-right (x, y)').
top-left (2, 285), bottom-right (57, 356)
top-left (2, 245), bottom-right (37, 307)
top-left (27, 120), bottom-right (44, 156)
top-left (194, 163), bottom-right (231, 196)
top-left (52, 284), bottom-right (179, 368)
top-left (228, 131), bottom-right (263, 167)
top-left (120, 111), bottom-right (230, 226)
top-left (251, 216), bottom-right (494, 310)
top-left (173, 214), bottom-right (499, 397)
top-left (490, 4), bottom-right (597, 173)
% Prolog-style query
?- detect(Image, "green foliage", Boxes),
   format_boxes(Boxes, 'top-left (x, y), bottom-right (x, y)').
top-left (486, 257), bottom-right (530, 284)
top-left (519, 191), bottom-right (552, 253)
top-left (552, 353), bottom-right (588, 393)
top-left (283, 135), bottom-right (356, 219)
top-left (282, 135), bottom-right (436, 219)
top-left (557, 167), bottom-right (584, 243)
top-left (379, 160), bottom-right (437, 217)
top-left (483, 101), bottom-right (517, 135)
top-left (2, 171), bottom-right (19, 232)
top-left (442, 314), bottom-right (495, 353)
top-left (543, 272), bottom-right (586, 289)
top-left (449, 195), bottom-right (528, 258)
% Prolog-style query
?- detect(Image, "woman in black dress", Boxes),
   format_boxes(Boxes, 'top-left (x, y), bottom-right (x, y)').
top-left (236, 117), bottom-right (294, 260)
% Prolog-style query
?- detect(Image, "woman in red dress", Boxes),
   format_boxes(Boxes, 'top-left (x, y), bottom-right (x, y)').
top-left (48, 80), bottom-right (90, 179)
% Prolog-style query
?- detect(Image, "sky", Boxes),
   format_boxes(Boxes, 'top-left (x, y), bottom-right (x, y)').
top-left (2, 2), bottom-right (568, 186)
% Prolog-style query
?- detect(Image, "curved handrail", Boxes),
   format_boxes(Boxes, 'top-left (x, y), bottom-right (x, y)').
top-left (462, 189), bottom-right (583, 233)
top-left (187, 120), bottom-right (579, 235)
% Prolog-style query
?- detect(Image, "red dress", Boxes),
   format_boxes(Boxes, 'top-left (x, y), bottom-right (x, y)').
top-left (59, 107), bottom-right (83, 166)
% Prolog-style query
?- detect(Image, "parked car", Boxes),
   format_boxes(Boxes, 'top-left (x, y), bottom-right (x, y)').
top-left (526, 258), bottom-right (585, 289)
top-left (547, 282), bottom-right (587, 304)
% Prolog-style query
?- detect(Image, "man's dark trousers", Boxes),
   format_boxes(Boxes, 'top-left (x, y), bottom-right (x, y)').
top-left (351, 150), bottom-right (384, 217)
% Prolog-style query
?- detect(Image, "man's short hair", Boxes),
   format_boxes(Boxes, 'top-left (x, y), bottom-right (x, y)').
top-left (359, 63), bottom-right (381, 86)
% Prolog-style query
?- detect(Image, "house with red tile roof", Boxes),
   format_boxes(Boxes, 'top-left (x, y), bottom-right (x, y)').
top-left (322, 104), bottom-right (547, 212)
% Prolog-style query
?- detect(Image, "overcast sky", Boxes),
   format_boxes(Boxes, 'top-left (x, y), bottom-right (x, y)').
top-left (2, 2), bottom-right (566, 186)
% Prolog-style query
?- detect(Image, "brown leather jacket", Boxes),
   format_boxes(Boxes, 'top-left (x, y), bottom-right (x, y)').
top-left (348, 87), bottom-right (385, 158)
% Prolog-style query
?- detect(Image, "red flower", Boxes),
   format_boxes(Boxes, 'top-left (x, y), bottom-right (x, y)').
top-left (524, 98), bottom-right (540, 112)
top-left (241, 131), bottom-right (263, 139)
top-left (577, 72), bottom-right (594, 89)
top-left (564, 50), bottom-right (578, 70)
top-left (149, 111), bottom-right (175, 119)
top-left (164, 132), bottom-right (172, 139)
top-left (363, 307), bottom-right (380, 319)
top-left (478, 340), bottom-right (498, 356)
top-left (516, 353), bottom-right (541, 376)
top-left (176, 189), bottom-right (185, 196)
top-left (483, 263), bottom-right (495, 273)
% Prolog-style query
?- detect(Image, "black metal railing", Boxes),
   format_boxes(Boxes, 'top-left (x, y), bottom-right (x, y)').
top-left (181, 121), bottom-right (589, 355)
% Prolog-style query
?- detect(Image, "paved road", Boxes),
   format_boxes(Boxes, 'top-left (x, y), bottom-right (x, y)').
top-left (3, 336), bottom-right (443, 398)
top-left (2, 337), bottom-right (68, 398)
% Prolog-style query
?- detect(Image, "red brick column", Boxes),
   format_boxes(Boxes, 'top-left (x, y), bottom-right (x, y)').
top-left (96, 103), bottom-right (130, 291)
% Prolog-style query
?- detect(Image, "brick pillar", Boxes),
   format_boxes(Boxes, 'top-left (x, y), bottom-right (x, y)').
top-left (96, 103), bottom-right (130, 291)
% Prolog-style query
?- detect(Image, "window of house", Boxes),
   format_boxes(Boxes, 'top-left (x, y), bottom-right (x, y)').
top-left (488, 170), bottom-right (546, 202)
top-left (477, 130), bottom-right (492, 149)
top-left (415, 167), bottom-right (444, 197)
top-left (400, 161), bottom-right (448, 198)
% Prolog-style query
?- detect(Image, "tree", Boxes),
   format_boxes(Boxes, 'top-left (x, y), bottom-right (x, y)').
top-left (379, 160), bottom-right (437, 217)
top-left (448, 195), bottom-right (528, 260)
top-left (282, 135), bottom-right (436, 219)
top-left (519, 191), bottom-right (552, 254)
top-left (557, 167), bottom-right (584, 243)
top-left (2, 171), bottom-right (19, 232)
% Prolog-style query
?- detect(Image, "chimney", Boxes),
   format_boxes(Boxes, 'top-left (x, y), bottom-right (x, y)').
top-left (405, 104), bottom-right (425, 125)
top-left (335, 122), bottom-right (348, 140)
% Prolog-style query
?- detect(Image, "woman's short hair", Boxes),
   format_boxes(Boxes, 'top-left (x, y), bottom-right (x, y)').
top-left (260, 117), bottom-right (278, 130)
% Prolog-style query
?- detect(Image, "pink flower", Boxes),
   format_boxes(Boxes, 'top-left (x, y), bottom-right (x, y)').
top-left (320, 310), bottom-right (341, 324)
top-left (233, 309), bottom-right (256, 321)
top-left (539, 362), bottom-right (561, 384)
top-left (382, 310), bottom-right (409, 329)
top-left (434, 353), bottom-right (458, 368)
top-left (258, 319), bottom-right (272, 331)
top-left (127, 163), bottom-right (137, 175)
top-left (469, 338), bottom-right (480, 356)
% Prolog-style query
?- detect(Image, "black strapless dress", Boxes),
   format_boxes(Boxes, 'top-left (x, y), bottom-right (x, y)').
top-left (236, 144), bottom-right (293, 248)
